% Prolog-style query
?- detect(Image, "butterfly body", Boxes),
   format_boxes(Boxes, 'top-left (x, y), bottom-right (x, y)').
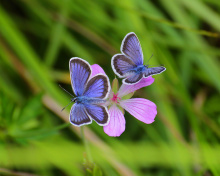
top-left (112, 32), bottom-right (166, 84)
top-left (130, 65), bottom-right (147, 74)
top-left (69, 57), bottom-right (110, 126)
top-left (73, 96), bottom-right (105, 104)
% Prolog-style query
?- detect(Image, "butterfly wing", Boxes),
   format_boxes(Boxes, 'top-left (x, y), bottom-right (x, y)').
top-left (69, 57), bottom-right (91, 96)
top-left (121, 32), bottom-right (144, 66)
top-left (85, 104), bottom-right (109, 126)
top-left (111, 32), bottom-right (144, 83)
top-left (69, 103), bottom-right (92, 126)
top-left (83, 74), bottom-right (110, 99)
top-left (123, 72), bottom-right (144, 84)
top-left (111, 54), bottom-right (136, 78)
top-left (144, 66), bottom-right (166, 78)
top-left (69, 58), bottom-right (110, 126)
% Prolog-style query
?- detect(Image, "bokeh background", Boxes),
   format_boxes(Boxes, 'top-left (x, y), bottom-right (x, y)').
top-left (0, 0), bottom-right (220, 175)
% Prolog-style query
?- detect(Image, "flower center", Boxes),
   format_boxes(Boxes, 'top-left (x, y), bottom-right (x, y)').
top-left (111, 93), bottom-right (121, 103)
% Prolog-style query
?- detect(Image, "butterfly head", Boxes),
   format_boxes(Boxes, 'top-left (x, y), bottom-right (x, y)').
top-left (71, 97), bottom-right (77, 103)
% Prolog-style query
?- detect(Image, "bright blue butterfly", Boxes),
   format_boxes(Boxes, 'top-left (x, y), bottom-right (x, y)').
top-left (111, 32), bottom-right (166, 84)
top-left (67, 57), bottom-right (110, 126)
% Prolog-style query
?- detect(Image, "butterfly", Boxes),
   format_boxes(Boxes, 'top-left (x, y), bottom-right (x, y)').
top-left (111, 32), bottom-right (166, 84)
top-left (68, 57), bottom-right (110, 126)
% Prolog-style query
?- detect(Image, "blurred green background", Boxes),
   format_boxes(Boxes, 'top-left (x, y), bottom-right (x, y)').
top-left (0, 0), bottom-right (220, 175)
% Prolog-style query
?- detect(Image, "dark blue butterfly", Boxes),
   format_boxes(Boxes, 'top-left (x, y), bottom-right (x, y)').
top-left (111, 32), bottom-right (166, 84)
top-left (69, 58), bottom-right (110, 126)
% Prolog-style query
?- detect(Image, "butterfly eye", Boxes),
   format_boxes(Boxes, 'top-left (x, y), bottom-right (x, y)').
top-left (72, 98), bottom-right (77, 102)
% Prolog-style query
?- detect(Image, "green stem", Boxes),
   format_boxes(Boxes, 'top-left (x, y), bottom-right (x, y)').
top-left (80, 126), bottom-right (93, 163)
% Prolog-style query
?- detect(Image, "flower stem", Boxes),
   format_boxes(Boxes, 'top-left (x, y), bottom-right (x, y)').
top-left (80, 126), bottom-right (93, 163)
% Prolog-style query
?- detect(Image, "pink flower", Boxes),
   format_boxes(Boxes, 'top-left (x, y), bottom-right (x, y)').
top-left (91, 64), bottom-right (157, 137)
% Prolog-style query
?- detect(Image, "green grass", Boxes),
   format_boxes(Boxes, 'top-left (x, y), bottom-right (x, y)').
top-left (0, 0), bottom-right (220, 175)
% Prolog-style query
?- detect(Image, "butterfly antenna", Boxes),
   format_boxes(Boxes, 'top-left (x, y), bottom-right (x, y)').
top-left (61, 101), bottom-right (73, 111)
top-left (146, 54), bottom-right (153, 64)
top-left (59, 84), bottom-right (75, 97)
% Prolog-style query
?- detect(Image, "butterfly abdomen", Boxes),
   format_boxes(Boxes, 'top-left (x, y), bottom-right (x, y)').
top-left (75, 96), bottom-right (105, 105)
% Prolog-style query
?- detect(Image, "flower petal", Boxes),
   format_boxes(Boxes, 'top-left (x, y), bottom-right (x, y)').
top-left (104, 105), bottom-right (125, 137)
top-left (120, 98), bottom-right (157, 124)
top-left (91, 64), bottom-right (106, 77)
top-left (117, 76), bottom-right (154, 98)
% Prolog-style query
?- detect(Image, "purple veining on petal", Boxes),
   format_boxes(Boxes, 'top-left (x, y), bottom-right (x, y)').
top-left (104, 105), bottom-right (125, 137)
top-left (120, 98), bottom-right (157, 124)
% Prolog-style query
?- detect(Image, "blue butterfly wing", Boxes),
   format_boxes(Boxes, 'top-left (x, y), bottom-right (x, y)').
top-left (69, 57), bottom-right (91, 96)
top-left (111, 54), bottom-right (136, 78)
top-left (123, 72), bottom-right (144, 84)
top-left (85, 104), bottom-right (109, 126)
top-left (121, 32), bottom-right (143, 66)
top-left (83, 74), bottom-right (110, 99)
top-left (144, 66), bottom-right (166, 78)
top-left (69, 103), bottom-right (92, 126)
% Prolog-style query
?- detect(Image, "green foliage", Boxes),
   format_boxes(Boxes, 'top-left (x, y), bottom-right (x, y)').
top-left (0, 0), bottom-right (220, 175)
top-left (0, 93), bottom-right (69, 145)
